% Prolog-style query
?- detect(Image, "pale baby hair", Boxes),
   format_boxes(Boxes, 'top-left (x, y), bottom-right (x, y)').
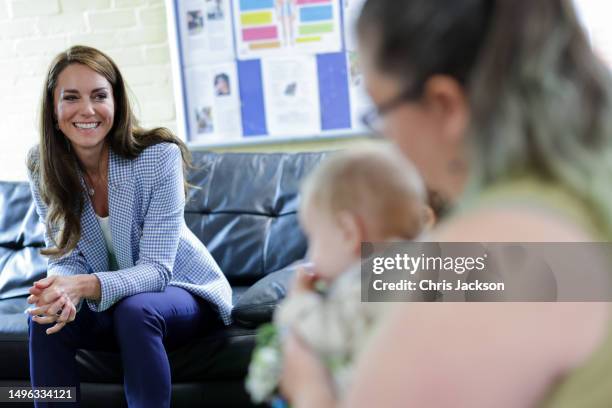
top-left (300, 144), bottom-right (428, 240)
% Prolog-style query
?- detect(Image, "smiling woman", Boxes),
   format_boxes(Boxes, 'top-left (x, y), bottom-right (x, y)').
top-left (55, 64), bottom-right (115, 152)
top-left (25, 45), bottom-right (233, 408)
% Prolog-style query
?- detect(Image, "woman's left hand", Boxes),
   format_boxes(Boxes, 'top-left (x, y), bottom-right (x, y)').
top-left (279, 332), bottom-right (337, 408)
top-left (27, 276), bottom-right (83, 308)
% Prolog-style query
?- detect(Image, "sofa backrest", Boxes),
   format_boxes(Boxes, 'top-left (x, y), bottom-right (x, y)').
top-left (0, 181), bottom-right (47, 299)
top-left (0, 151), bottom-right (327, 297)
top-left (185, 151), bottom-right (327, 285)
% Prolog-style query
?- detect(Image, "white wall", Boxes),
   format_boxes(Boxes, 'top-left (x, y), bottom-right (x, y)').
top-left (0, 0), bottom-right (176, 181)
top-left (574, 0), bottom-right (612, 66)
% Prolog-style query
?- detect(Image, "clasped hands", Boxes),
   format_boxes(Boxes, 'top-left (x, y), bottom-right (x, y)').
top-left (26, 276), bottom-right (80, 335)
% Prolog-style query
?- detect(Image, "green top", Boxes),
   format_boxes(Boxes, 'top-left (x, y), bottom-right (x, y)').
top-left (471, 177), bottom-right (612, 407)
top-left (468, 177), bottom-right (604, 240)
top-left (540, 323), bottom-right (612, 408)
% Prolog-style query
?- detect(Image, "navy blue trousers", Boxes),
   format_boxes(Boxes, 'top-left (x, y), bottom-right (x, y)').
top-left (28, 286), bottom-right (216, 408)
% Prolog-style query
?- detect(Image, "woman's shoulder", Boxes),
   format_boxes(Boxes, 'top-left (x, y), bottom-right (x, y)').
top-left (434, 204), bottom-right (593, 242)
top-left (436, 178), bottom-right (598, 242)
top-left (27, 144), bottom-right (40, 160)
top-left (25, 144), bottom-right (41, 180)
top-left (132, 142), bottom-right (180, 169)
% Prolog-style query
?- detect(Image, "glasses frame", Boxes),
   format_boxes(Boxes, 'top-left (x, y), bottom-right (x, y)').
top-left (361, 87), bottom-right (422, 135)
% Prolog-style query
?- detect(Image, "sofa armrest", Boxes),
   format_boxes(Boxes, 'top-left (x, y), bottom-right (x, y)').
top-left (231, 261), bottom-right (308, 328)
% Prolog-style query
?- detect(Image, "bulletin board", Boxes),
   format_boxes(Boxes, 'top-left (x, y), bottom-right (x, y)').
top-left (166, 0), bottom-right (371, 146)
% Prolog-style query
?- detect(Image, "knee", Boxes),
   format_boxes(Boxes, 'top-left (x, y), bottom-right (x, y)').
top-left (28, 315), bottom-right (53, 339)
top-left (28, 317), bottom-right (44, 348)
top-left (113, 295), bottom-right (166, 335)
top-left (28, 315), bottom-right (74, 350)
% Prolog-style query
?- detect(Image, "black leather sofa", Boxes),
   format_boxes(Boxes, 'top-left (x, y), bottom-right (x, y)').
top-left (0, 150), bottom-right (327, 407)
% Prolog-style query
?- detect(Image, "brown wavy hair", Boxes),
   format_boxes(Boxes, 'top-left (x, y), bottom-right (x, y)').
top-left (27, 45), bottom-right (192, 258)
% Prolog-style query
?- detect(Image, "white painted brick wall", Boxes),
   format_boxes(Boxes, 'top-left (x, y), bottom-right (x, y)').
top-left (60, 0), bottom-right (110, 12)
top-left (0, 0), bottom-right (176, 181)
top-left (0, 1), bottom-right (8, 19)
top-left (87, 9), bottom-right (137, 30)
top-left (9, 0), bottom-right (60, 18)
top-left (138, 5), bottom-right (165, 26)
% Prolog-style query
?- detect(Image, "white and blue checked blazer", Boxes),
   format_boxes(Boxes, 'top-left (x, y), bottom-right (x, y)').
top-left (28, 142), bottom-right (233, 325)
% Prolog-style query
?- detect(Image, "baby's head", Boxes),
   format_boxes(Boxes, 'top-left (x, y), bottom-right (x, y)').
top-left (299, 145), bottom-right (432, 282)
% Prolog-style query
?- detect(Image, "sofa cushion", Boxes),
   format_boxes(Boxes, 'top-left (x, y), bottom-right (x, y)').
top-left (0, 297), bottom-right (30, 341)
top-left (0, 182), bottom-right (47, 300)
top-left (232, 261), bottom-right (309, 328)
top-left (0, 181), bottom-right (45, 248)
top-left (0, 246), bottom-right (47, 300)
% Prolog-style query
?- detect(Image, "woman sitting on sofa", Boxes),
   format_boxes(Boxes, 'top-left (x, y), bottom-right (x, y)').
top-left (25, 45), bottom-right (232, 408)
top-left (280, 0), bottom-right (612, 407)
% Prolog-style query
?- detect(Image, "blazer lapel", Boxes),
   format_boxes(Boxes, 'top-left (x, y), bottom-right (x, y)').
top-left (108, 149), bottom-right (135, 269)
top-left (78, 171), bottom-right (109, 272)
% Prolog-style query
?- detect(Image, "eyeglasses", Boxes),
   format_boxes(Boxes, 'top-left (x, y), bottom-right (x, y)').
top-left (361, 87), bottom-right (421, 136)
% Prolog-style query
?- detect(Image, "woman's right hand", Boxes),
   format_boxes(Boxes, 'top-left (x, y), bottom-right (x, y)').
top-left (27, 277), bottom-right (60, 306)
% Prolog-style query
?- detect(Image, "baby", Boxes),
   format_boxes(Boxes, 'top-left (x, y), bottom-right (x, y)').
top-left (246, 145), bottom-right (433, 402)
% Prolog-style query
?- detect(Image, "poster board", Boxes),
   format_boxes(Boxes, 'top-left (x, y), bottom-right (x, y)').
top-left (166, 0), bottom-right (372, 146)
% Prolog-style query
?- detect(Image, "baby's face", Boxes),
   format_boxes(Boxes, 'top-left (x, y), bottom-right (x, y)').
top-left (300, 204), bottom-right (357, 282)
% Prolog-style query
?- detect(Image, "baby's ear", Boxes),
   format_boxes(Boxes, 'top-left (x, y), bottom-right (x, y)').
top-left (337, 211), bottom-right (366, 255)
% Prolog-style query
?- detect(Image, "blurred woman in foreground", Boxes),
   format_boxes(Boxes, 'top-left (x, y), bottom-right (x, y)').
top-left (280, 0), bottom-right (612, 406)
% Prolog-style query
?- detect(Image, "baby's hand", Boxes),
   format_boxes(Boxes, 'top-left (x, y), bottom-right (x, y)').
top-left (290, 265), bottom-right (318, 295)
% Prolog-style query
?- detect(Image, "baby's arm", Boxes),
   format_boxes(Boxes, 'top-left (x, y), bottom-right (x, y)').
top-left (274, 290), bottom-right (323, 332)
top-left (276, 269), bottom-right (369, 356)
top-left (274, 266), bottom-right (322, 330)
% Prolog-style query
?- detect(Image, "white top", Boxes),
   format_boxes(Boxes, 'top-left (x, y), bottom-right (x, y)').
top-left (95, 214), bottom-right (116, 259)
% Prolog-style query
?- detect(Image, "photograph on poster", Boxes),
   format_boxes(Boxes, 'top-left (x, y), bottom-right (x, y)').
top-left (214, 73), bottom-right (231, 96)
top-left (186, 63), bottom-right (243, 142)
top-left (178, 0), bottom-right (235, 65)
top-left (206, 0), bottom-right (224, 20)
top-left (187, 9), bottom-right (205, 35)
top-left (196, 106), bottom-right (214, 134)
